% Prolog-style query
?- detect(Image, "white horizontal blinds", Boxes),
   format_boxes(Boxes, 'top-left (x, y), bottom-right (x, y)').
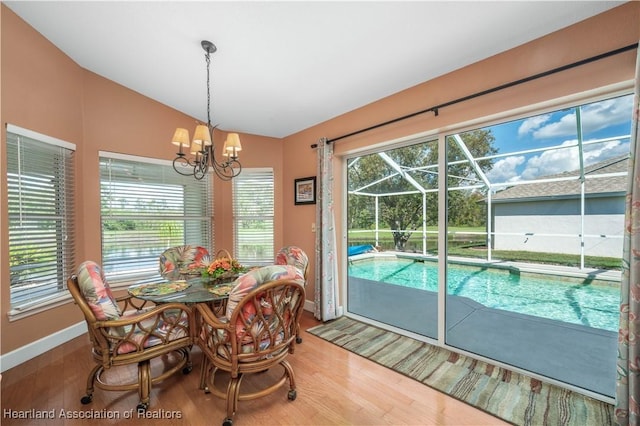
top-left (99, 154), bottom-right (213, 283)
top-left (233, 169), bottom-right (274, 265)
top-left (7, 130), bottom-right (76, 308)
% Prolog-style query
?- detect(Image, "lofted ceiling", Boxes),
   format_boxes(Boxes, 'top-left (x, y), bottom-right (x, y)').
top-left (3, 1), bottom-right (625, 139)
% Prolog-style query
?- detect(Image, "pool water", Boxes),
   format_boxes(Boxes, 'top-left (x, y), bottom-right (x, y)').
top-left (348, 258), bottom-right (620, 332)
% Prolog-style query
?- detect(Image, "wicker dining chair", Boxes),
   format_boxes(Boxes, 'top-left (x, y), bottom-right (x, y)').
top-left (275, 246), bottom-right (309, 343)
top-left (159, 245), bottom-right (211, 277)
top-left (195, 265), bottom-right (306, 426)
top-left (68, 260), bottom-right (194, 412)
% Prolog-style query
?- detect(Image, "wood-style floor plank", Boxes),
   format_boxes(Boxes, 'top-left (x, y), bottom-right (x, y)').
top-left (1, 312), bottom-right (508, 425)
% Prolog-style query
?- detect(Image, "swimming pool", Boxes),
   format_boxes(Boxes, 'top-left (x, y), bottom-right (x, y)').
top-left (348, 257), bottom-right (621, 332)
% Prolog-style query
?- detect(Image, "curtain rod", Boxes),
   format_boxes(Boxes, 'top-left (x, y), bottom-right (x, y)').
top-left (311, 42), bottom-right (638, 148)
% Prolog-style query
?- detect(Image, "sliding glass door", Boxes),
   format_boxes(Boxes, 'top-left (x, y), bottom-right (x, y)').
top-left (346, 139), bottom-right (439, 339)
top-left (345, 92), bottom-right (632, 398)
top-left (443, 94), bottom-right (631, 398)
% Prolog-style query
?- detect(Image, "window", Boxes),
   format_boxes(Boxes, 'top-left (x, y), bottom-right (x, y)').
top-left (99, 152), bottom-right (213, 283)
top-left (233, 168), bottom-right (274, 265)
top-left (7, 125), bottom-right (76, 310)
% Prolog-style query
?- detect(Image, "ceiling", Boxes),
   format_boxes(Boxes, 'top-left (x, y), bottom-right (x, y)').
top-left (3, 1), bottom-right (625, 139)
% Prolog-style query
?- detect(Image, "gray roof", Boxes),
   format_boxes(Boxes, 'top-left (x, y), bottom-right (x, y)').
top-left (491, 155), bottom-right (628, 202)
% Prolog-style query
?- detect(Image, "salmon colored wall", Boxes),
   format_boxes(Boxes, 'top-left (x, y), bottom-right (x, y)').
top-left (0, 5), bottom-right (283, 354)
top-left (1, 5), bottom-right (87, 353)
top-left (281, 2), bottom-right (640, 309)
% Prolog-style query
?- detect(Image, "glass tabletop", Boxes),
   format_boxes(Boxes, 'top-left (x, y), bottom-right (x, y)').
top-left (128, 273), bottom-right (236, 304)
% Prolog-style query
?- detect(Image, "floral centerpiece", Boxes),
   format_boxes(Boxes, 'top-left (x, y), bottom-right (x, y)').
top-left (203, 251), bottom-right (244, 284)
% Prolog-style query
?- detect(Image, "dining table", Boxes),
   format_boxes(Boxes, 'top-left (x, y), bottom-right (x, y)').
top-left (127, 272), bottom-right (238, 309)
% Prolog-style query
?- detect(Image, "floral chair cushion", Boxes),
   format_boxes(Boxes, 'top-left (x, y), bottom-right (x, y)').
top-left (275, 246), bottom-right (309, 280)
top-left (225, 264), bottom-right (304, 323)
top-left (159, 245), bottom-right (210, 276)
top-left (77, 260), bottom-right (121, 321)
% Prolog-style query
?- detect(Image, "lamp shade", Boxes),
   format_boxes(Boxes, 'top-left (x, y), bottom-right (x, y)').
top-left (222, 133), bottom-right (242, 157)
top-left (192, 124), bottom-right (212, 147)
top-left (171, 128), bottom-right (191, 147)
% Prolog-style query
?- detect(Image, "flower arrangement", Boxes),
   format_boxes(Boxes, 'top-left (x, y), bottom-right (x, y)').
top-left (203, 251), bottom-right (244, 283)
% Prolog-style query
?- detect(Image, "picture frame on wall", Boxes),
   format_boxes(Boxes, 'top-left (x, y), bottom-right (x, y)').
top-left (294, 176), bottom-right (316, 205)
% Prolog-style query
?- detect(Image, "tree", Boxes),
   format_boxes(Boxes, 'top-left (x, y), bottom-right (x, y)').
top-left (348, 130), bottom-right (496, 250)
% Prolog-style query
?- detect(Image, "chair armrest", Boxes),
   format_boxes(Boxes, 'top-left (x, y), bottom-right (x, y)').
top-left (96, 302), bottom-right (189, 327)
top-left (94, 303), bottom-right (193, 356)
top-left (195, 303), bottom-right (233, 360)
top-left (115, 294), bottom-right (150, 312)
top-left (195, 303), bottom-right (228, 330)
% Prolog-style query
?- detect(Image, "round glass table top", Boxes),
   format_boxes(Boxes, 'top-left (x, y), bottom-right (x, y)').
top-left (128, 273), bottom-right (236, 304)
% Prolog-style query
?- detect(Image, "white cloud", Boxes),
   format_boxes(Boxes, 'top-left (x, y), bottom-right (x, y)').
top-left (530, 96), bottom-right (633, 139)
top-left (583, 139), bottom-right (629, 165)
top-left (521, 141), bottom-right (578, 180)
top-left (517, 114), bottom-right (551, 137)
top-left (485, 141), bottom-right (622, 184)
top-left (518, 138), bottom-right (629, 180)
top-left (486, 155), bottom-right (525, 183)
top-left (580, 96), bottom-right (634, 134)
top-left (532, 113), bottom-right (576, 139)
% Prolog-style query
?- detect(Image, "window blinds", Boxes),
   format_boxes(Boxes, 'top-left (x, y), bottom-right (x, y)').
top-left (99, 153), bottom-right (213, 283)
top-left (7, 130), bottom-right (76, 308)
top-left (233, 169), bottom-right (274, 265)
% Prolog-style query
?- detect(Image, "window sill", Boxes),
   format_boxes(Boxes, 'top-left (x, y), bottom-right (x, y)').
top-left (7, 293), bottom-right (75, 322)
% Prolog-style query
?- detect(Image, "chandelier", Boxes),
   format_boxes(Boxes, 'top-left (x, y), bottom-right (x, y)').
top-left (171, 40), bottom-right (242, 180)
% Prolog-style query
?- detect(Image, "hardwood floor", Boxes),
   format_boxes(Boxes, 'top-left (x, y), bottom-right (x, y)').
top-left (1, 311), bottom-right (508, 425)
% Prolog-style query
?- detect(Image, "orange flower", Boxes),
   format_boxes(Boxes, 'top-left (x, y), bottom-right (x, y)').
top-left (206, 257), bottom-right (243, 278)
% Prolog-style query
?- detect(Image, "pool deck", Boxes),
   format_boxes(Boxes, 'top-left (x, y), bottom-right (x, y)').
top-left (347, 254), bottom-right (620, 401)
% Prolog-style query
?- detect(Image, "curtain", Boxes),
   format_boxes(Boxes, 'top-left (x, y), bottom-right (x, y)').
top-left (314, 137), bottom-right (339, 321)
top-left (616, 42), bottom-right (640, 426)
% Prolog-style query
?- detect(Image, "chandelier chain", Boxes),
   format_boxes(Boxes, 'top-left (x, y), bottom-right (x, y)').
top-left (205, 51), bottom-right (212, 128)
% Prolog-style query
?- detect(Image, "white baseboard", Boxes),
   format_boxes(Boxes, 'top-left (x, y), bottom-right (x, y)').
top-left (304, 299), bottom-right (315, 312)
top-left (0, 321), bottom-right (87, 373)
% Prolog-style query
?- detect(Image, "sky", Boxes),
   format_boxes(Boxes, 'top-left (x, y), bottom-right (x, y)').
top-left (483, 93), bottom-right (633, 184)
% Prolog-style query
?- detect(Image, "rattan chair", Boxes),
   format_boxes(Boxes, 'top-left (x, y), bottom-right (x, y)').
top-left (196, 265), bottom-right (306, 426)
top-left (68, 261), bottom-right (194, 412)
top-left (159, 245), bottom-right (210, 277)
top-left (275, 246), bottom-right (309, 343)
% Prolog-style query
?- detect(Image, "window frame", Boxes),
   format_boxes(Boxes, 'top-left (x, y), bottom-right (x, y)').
top-left (232, 168), bottom-right (275, 266)
top-left (6, 124), bottom-right (76, 320)
top-left (99, 151), bottom-right (213, 285)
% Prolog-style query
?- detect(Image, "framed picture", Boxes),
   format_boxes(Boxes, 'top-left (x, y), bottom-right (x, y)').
top-left (294, 176), bottom-right (316, 205)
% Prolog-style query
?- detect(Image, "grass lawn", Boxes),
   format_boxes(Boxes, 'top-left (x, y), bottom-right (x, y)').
top-left (348, 228), bottom-right (621, 271)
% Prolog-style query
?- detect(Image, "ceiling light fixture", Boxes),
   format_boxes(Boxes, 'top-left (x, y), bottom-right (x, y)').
top-left (171, 40), bottom-right (242, 180)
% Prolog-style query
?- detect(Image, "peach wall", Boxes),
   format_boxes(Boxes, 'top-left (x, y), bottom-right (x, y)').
top-left (0, 5), bottom-right (284, 354)
top-left (281, 2), bottom-right (640, 308)
top-left (1, 5), bottom-right (87, 353)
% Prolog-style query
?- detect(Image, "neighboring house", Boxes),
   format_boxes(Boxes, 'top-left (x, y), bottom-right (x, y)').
top-left (490, 155), bottom-right (628, 258)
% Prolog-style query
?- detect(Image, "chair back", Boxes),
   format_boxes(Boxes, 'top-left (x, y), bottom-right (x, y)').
top-left (159, 245), bottom-right (210, 276)
top-left (275, 246), bottom-right (309, 282)
top-left (68, 261), bottom-right (120, 358)
top-left (198, 265), bottom-right (305, 367)
top-left (227, 275), bottom-right (305, 365)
